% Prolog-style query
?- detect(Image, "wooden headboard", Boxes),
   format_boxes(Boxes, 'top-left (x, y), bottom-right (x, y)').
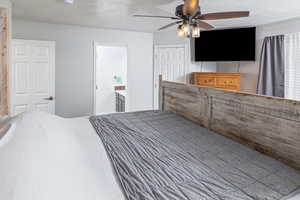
top-left (159, 76), bottom-right (300, 170)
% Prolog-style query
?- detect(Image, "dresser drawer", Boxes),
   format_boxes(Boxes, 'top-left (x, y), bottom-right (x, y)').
top-left (191, 72), bottom-right (241, 92)
top-left (197, 76), bottom-right (216, 87)
top-left (226, 78), bottom-right (240, 90)
top-left (216, 77), bottom-right (238, 86)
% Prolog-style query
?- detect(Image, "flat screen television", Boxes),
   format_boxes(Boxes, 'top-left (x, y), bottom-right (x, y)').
top-left (194, 27), bottom-right (256, 62)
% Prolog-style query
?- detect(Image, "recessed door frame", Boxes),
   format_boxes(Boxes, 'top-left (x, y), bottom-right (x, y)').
top-left (92, 41), bottom-right (129, 115)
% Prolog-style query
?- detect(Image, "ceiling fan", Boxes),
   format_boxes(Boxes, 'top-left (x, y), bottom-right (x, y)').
top-left (133, 0), bottom-right (250, 38)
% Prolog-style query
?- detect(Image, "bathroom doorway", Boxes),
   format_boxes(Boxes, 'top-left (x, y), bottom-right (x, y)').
top-left (94, 44), bottom-right (127, 115)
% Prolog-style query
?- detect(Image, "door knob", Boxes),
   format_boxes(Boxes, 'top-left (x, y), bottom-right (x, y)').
top-left (44, 96), bottom-right (54, 101)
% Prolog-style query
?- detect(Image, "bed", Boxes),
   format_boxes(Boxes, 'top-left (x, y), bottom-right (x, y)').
top-left (1, 77), bottom-right (300, 200)
top-left (0, 110), bottom-right (300, 200)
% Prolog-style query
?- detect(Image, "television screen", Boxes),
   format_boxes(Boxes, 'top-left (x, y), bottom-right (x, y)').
top-left (194, 27), bottom-right (256, 62)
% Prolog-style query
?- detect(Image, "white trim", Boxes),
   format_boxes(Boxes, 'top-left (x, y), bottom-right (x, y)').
top-left (92, 41), bottom-right (129, 115)
top-left (154, 44), bottom-right (187, 48)
top-left (12, 39), bottom-right (56, 46)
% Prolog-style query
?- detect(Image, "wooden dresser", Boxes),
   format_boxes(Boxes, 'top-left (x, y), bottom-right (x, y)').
top-left (191, 72), bottom-right (241, 92)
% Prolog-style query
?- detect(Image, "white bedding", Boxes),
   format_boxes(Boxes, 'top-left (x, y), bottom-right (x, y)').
top-left (0, 112), bottom-right (125, 200)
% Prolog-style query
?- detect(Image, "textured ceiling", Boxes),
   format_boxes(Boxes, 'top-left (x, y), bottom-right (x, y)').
top-left (11, 0), bottom-right (300, 32)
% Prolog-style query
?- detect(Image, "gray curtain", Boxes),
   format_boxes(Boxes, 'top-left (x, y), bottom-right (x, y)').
top-left (257, 35), bottom-right (285, 97)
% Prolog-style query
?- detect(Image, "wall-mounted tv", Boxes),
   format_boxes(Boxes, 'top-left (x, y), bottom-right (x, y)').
top-left (194, 27), bottom-right (256, 62)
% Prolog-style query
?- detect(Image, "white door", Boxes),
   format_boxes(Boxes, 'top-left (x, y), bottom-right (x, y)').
top-left (11, 40), bottom-right (55, 116)
top-left (154, 45), bottom-right (188, 109)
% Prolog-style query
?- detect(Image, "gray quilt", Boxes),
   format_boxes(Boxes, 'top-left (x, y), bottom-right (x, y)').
top-left (90, 111), bottom-right (300, 200)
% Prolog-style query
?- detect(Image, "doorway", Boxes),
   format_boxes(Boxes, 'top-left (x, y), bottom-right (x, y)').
top-left (94, 44), bottom-right (128, 115)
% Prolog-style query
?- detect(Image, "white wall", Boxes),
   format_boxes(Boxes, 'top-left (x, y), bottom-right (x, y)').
top-left (153, 31), bottom-right (217, 73)
top-left (217, 17), bottom-right (300, 93)
top-left (95, 46), bottom-right (127, 114)
top-left (12, 19), bottom-right (153, 117)
top-left (0, 0), bottom-right (11, 8)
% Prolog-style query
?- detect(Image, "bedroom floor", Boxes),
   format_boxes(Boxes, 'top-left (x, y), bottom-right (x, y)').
top-left (95, 111), bottom-right (300, 200)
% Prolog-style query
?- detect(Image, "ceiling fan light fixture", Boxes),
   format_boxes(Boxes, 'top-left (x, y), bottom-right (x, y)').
top-left (181, 24), bottom-right (189, 32)
top-left (177, 25), bottom-right (185, 37)
top-left (181, 24), bottom-right (190, 37)
top-left (191, 25), bottom-right (201, 38)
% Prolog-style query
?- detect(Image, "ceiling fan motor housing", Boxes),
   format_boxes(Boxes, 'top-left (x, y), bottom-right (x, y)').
top-left (175, 5), bottom-right (185, 18)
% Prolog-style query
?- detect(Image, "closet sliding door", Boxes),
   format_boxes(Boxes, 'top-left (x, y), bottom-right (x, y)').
top-left (153, 45), bottom-right (189, 109)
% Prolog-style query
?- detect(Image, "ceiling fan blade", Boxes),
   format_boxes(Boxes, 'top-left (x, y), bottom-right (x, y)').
top-left (133, 15), bottom-right (180, 20)
top-left (158, 21), bottom-right (182, 31)
top-left (190, 7), bottom-right (201, 20)
top-left (198, 11), bottom-right (250, 20)
top-left (183, 0), bottom-right (199, 16)
top-left (196, 21), bottom-right (214, 30)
